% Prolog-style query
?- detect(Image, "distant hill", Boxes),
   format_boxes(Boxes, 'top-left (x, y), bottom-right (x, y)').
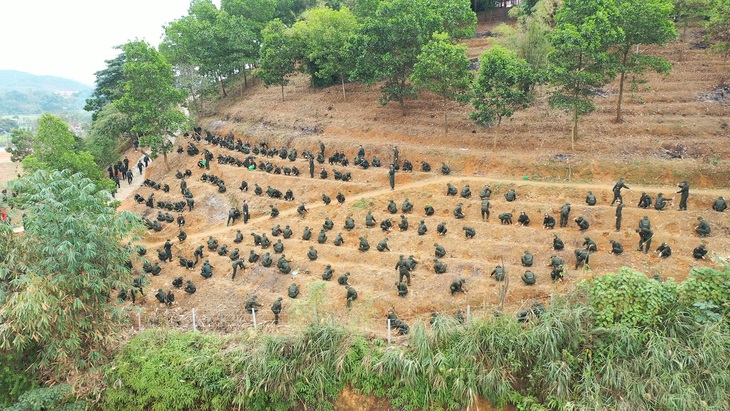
top-left (0, 70), bottom-right (92, 93)
top-left (0, 70), bottom-right (92, 116)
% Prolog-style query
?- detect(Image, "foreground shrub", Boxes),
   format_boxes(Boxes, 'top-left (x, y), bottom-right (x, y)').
top-left (99, 268), bottom-right (730, 411)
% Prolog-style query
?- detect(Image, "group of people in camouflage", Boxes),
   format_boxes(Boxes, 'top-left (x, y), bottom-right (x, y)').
top-left (125, 127), bottom-right (725, 328)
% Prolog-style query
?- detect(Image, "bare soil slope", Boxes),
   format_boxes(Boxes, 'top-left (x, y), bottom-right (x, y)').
top-left (121, 10), bottom-right (728, 336)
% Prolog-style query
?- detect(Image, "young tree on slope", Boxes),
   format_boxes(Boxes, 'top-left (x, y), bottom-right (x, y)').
top-left (611, 0), bottom-right (677, 122)
top-left (115, 40), bottom-right (187, 167)
top-left (411, 32), bottom-right (472, 135)
top-left (548, 0), bottom-right (621, 151)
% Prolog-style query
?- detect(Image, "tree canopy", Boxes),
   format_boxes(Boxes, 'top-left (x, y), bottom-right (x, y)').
top-left (114, 40), bottom-right (187, 164)
top-left (548, 0), bottom-right (622, 150)
top-left (259, 19), bottom-right (297, 101)
top-left (84, 51), bottom-right (126, 122)
top-left (611, 0), bottom-right (677, 122)
top-left (412, 32), bottom-right (472, 134)
top-left (0, 170), bottom-right (142, 381)
top-left (290, 7), bottom-right (359, 97)
top-left (18, 113), bottom-right (114, 191)
top-left (470, 45), bottom-right (534, 128)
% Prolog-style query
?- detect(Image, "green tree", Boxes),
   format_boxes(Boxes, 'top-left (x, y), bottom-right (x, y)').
top-left (548, 0), bottom-right (621, 151)
top-left (0, 170), bottom-right (142, 381)
top-left (85, 103), bottom-right (132, 169)
top-left (290, 7), bottom-right (359, 99)
top-left (6, 128), bottom-right (33, 162)
top-left (354, 0), bottom-right (422, 114)
top-left (705, 0), bottom-right (730, 77)
top-left (20, 114), bottom-right (114, 191)
top-left (411, 32), bottom-right (472, 134)
top-left (84, 51), bottom-right (126, 122)
top-left (0, 117), bottom-right (19, 134)
top-left (259, 19), bottom-right (297, 101)
top-left (115, 40), bottom-right (187, 166)
top-left (470, 45), bottom-right (534, 135)
top-left (354, 0), bottom-right (475, 115)
top-left (161, 0), bottom-right (255, 98)
top-left (273, 0), bottom-right (318, 25)
top-left (222, 0), bottom-right (277, 33)
top-left (612, 0), bottom-right (677, 122)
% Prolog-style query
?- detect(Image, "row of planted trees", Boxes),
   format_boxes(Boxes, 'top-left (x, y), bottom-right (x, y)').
top-left (158, 0), bottom-right (730, 146)
top-left (77, 0), bottom-right (728, 162)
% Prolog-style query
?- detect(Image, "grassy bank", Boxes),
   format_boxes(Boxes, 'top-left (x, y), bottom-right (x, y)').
top-left (95, 267), bottom-right (730, 411)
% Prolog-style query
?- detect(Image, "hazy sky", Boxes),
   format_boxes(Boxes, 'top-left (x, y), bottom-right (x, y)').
top-left (0, 0), bottom-right (212, 86)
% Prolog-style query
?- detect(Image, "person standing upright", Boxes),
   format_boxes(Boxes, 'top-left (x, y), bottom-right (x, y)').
top-left (615, 200), bottom-right (623, 232)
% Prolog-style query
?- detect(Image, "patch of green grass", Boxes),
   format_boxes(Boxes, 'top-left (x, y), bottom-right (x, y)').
top-left (350, 198), bottom-right (373, 211)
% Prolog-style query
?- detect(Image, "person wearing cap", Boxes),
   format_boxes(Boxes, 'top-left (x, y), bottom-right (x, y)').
top-left (479, 184), bottom-right (492, 200)
top-left (271, 297), bottom-right (283, 324)
top-left (692, 244), bottom-right (708, 259)
top-left (200, 260), bottom-right (214, 279)
top-left (481, 198), bottom-right (491, 221)
top-left (521, 250), bottom-right (534, 267)
top-left (638, 192), bottom-right (652, 208)
top-left (609, 239), bottom-right (624, 255)
top-left (712, 196), bottom-right (726, 212)
top-left (574, 249), bottom-right (590, 269)
top-left (517, 211), bottom-right (530, 226)
top-left (695, 216), bottom-right (711, 237)
top-left (521, 270), bottom-right (536, 285)
top-left (245, 295), bottom-right (263, 313)
top-left (433, 258), bottom-right (447, 274)
top-left (585, 191), bottom-right (597, 206)
top-left (395, 281), bottom-right (408, 297)
top-left (163, 238), bottom-right (173, 262)
top-left (583, 237), bottom-right (597, 252)
top-left (676, 180), bottom-right (689, 211)
top-left (435, 243), bottom-right (446, 258)
top-left (560, 203), bottom-right (571, 227)
top-left (288, 283), bottom-right (300, 298)
top-left (450, 278), bottom-right (467, 295)
top-left (656, 242), bottom-right (672, 258)
top-left (543, 213), bottom-right (556, 229)
top-left (611, 177), bottom-right (630, 206)
top-left (454, 203), bottom-right (465, 219)
top-left (504, 188), bottom-right (516, 202)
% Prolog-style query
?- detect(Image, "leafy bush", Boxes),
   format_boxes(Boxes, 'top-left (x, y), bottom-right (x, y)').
top-left (586, 268), bottom-right (678, 328)
top-left (679, 266), bottom-right (730, 317)
top-left (102, 329), bottom-right (234, 411)
top-left (2, 384), bottom-right (84, 411)
top-left (0, 351), bottom-right (37, 406)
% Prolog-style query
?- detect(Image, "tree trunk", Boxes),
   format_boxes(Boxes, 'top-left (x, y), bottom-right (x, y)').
top-left (341, 76), bottom-right (346, 102)
top-left (443, 96), bottom-right (448, 136)
top-left (616, 49), bottom-right (629, 123)
top-left (188, 85), bottom-right (197, 116)
top-left (218, 76), bottom-right (227, 98)
top-left (280, 85), bottom-right (285, 102)
top-left (571, 104), bottom-right (578, 153)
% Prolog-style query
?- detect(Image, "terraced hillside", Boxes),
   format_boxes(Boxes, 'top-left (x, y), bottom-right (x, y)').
top-left (121, 10), bottom-right (728, 333)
